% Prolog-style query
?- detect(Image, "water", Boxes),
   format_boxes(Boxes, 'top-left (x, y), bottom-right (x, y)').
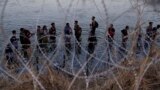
top-left (0, 0), bottom-right (159, 61)
top-left (1, 0), bottom-right (160, 32)
top-left (0, 0), bottom-right (159, 54)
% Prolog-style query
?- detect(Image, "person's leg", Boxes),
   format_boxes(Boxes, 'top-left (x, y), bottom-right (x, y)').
top-left (91, 28), bottom-right (96, 35)
top-left (6, 54), bottom-right (11, 65)
top-left (23, 48), bottom-right (28, 59)
top-left (108, 37), bottom-right (113, 49)
top-left (27, 46), bottom-right (32, 59)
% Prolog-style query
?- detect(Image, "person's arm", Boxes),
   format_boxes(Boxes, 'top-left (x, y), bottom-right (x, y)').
top-left (54, 28), bottom-right (56, 35)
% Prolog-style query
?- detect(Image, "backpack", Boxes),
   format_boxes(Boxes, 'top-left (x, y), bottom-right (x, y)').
top-left (95, 21), bottom-right (99, 28)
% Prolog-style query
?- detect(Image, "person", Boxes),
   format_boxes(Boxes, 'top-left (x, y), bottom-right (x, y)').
top-left (137, 28), bottom-right (143, 52)
top-left (19, 28), bottom-right (32, 59)
top-left (74, 21), bottom-right (82, 54)
top-left (145, 22), bottom-right (153, 49)
top-left (86, 32), bottom-right (97, 76)
top-left (74, 20), bottom-right (82, 42)
top-left (152, 24), bottom-right (160, 40)
top-left (146, 22), bottom-right (153, 40)
top-left (5, 44), bottom-right (14, 68)
top-left (5, 44), bottom-right (20, 69)
top-left (90, 16), bottom-right (98, 35)
top-left (37, 26), bottom-right (44, 48)
top-left (10, 30), bottom-right (19, 49)
top-left (64, 23), bottom-right (72, 35)
top-left (19, 28), bottom-right (31, 49)
top-left (36, 26), bottom-right (41, 43)
top-left (121, 26), bottom-right (129, 48)
top-left (107, 24), bottom-right (115, 48)
top-left (63, 23), bottom-right (72, 67)
top-left (49, 23), bottom-right (56, 49)
top-left (49, 23), bottom-right (56, 43)
top-left (64, 23), bottom-right (72, 48)
top-left (42, 25), bottom-right (49, 50)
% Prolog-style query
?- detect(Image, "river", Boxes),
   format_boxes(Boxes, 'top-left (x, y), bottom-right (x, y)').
top-left (0, 0), bottom-right (160, 54)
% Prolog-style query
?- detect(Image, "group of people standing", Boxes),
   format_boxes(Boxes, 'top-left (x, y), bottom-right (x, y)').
top-left (4, 16), bottom-right (160, 69)
top-left (36, 23), bottom-right (56, 51)
top-left (146, 22), bottom-right (160, 41)
top-left (144, 22), bottom-right (160, 49)
top-left (107, 24), bottom-right (129, 49)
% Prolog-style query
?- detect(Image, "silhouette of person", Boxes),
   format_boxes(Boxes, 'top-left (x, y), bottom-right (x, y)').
top-left (64, 23), bottom-right (72, 49)
top-left (107, 24), bottom-right (115, 48)
top-left (74, 20), bottom-right (82, 42)
top-left (49, 23), bottom-right (56, 50)
top-left (90, 16), bottom-right (98, 35)
top-left (121, 26), bottom-right (129, 49)
top-left (10, 30), bottom-right (19, 49)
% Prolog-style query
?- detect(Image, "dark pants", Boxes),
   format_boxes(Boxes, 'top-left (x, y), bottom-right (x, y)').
top-left (108, 37), bottom-right (113, 48)
top-left (91, 28), bottom-right (96, 35)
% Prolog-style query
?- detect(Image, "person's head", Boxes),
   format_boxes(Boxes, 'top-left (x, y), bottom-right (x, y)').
top-left (20, 28), bottom-right (24, 32)
top-left (149, 22), bottom-right (153, 26)
top-left (37, 26), bottom-right (41, 29)
top-left (66, 23), bottom-right (70, 27)
top-left (75, 20), bottom-right (78, 24)
top-left (110, 24), bottom-right (113, 28)
top-left (157, 24), bottom-right (160, 29)
top-left (51, 23), bottom-right (55, 26)
top-left (12, 30), bottom-right (16, 35)
top-left (125, 26), bottom-right (129, 30)
top-left (43, 25), bottom-right (47, 30)
top-left (92, 16), bottom-right (95, 21)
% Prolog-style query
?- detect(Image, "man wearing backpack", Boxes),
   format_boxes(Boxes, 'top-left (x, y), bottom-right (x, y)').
top-left (90, 16), bottom-right (98, 35)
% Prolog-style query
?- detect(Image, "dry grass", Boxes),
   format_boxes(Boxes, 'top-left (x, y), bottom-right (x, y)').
top-left (1, 33), bottom-right (160, 90)
top-left (1, 54), bottom-right (160, 90)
